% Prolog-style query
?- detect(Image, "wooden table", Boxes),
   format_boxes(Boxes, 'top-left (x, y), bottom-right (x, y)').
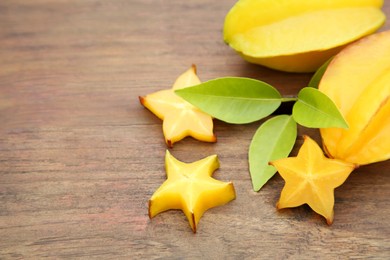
top-left (1, 1), bottom-right (389, 258)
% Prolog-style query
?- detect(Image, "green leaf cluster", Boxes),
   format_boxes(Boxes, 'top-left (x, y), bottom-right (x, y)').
top-left (175, 65), bottom-right (347, 191)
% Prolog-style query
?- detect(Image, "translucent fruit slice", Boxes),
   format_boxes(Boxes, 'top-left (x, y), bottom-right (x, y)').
top-left (223, 0), bottom-right (385, 72)
top-left (271, 136), bottom-right (356, 224)
top-left (319, 31), bottom-right (390, 165)
top-left (139, 65), bottom-right (216, 147)
top-left (149, 151), bottom-right (236, 233)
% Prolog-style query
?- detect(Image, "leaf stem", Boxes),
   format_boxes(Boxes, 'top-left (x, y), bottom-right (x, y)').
top-left (273, 98), bottom-right (295, 115)
top-left (281, 97), bottom-right (298, 102)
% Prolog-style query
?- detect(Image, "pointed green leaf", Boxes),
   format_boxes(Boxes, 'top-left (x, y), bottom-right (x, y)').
top-left (249, 115), bottom-right (297, 191)
top-left (175, 77), bottom-right (282, 124)
top-left (308, 58), bottom-right (332, 89)
top-left (293, 87), bottom-right (348, 128)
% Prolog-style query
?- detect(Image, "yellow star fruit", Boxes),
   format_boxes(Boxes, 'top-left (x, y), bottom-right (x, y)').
top-left (223, 0), bottom-right (385, 72)
top-left (270, 136), bottom-right (357, 224)
top-left (149, 150), bottom-right (236, 233)
top-left (139, 65), bottom-right (216, 147)
top-left (319, 30), bottom-right (390, 165)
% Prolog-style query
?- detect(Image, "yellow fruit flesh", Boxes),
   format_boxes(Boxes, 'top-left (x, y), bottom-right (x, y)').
top-left (172, 64), bottom-right (202, 90)
top-left (271, 136), bottom-right (356, 224)
top-left (320, 31), bottom-right (390, 165)
top-left (140, 66), bottom-right (216, 147)
top-left (140, 65), bottom-right (202, 120)
top-left (224, 0), bottom-right (385, 72)
top-left (149, 151), bottom-right (236, 233)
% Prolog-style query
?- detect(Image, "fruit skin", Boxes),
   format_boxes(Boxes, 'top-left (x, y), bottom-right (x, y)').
top-left (319, 31), bottom-right (390, 165)
top-left (149, 150), bottom-right (236, 233)
top-left (223, 0), bottom-right (385, 72)
top-left (241, 46), bottom-right (344, 73)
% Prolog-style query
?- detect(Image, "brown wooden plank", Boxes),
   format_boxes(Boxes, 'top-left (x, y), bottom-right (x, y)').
top-left (1, 0), bottom-right (389, 258)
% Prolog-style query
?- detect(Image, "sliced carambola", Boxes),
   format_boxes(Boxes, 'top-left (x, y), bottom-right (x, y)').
top-left (271, 136), bottom-right (356, 224)
top-left (149, 151), bottom-right (236, 233)
top-left (139, 65), bottom-right (216, 147)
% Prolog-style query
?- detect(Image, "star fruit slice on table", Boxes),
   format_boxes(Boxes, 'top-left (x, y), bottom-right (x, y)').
top-left (149, 150), bottom-right (236, 233)
top-left (139, 65), bottom-right (216, 147)
top-left (270, 136), bottom-right (357, 225)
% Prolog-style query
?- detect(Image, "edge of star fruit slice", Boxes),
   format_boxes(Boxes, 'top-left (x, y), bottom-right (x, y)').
top-left (270, 135), bottom-right (357, 225)
top-left (139, 65), bottom-right (216, 147)
top-left (149, 150), bottom-right (236, 233)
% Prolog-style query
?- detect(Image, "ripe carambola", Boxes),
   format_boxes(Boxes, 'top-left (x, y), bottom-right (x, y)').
top-left (319, 31), bottom-right (390, 165)
top-left (223, 0), bottom-right (385, 72)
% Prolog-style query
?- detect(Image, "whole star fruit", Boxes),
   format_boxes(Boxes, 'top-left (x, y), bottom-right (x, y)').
top-left (319, 30), bottom-right (390, 165)
top-left (139, 65), bottom-right (216, 147)
top-left (223, 0), bottom-right (385, 72)
top-left (270, 136), bottom-right (357, 225)
top-left (149, 150), bottom-right (236, 233)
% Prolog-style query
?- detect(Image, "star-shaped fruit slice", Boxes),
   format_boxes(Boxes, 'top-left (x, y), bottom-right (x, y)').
top-left (270, 135), bottom-right (357, 224)
top-left (149, 150), bottom-right (236, 233)
top-left (139, 65), bottom-right (216, 147)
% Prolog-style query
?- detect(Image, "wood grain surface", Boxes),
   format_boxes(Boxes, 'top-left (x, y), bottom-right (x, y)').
top-left (1, 0), bottom-right (389, 259)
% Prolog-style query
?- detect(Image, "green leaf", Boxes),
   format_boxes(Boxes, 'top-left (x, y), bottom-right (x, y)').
top-left (249, 115), bottom-right (297, 191)
top-left (307, 58), bottom-right (332, 89)
top-left (293, 87), bottom-right (348, 128)
top-left (175, 77), bottom-right (282, 124)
